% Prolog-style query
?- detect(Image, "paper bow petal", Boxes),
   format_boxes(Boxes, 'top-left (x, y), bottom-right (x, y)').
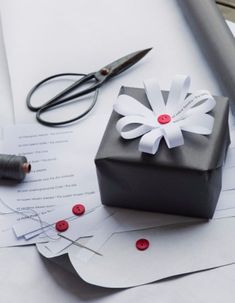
top-left (114, 94), bottom-right (154, 118)
top-left (139, 128), bottom-right (163, 154)
top-left (114, 75), bottom-right (215, 154)
top-left (173, 90), bottom-right (216, 120)
top-left (178, 114), bottom-right (214, 135)
top-left (166, 75), bottom-right (190, 114)
top-left (162, 123), bottom-right (184, 148)
top-left (116, 116), bottom-right (154, 139)
top-left (143, 79), bottom-right (166, 114)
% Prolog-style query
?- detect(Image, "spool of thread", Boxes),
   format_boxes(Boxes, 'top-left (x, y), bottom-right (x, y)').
top-left (0, 154), bottom-right (31, 181)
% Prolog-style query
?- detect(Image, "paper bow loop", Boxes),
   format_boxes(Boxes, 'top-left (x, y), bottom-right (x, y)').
top-left (114, 75), bottom-right (215, 154)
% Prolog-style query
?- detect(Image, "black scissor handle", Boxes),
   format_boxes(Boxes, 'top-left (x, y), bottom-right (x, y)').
top-left (36, 88), bottom-right (99, 126)
top-left (26, 73), bottom-right (87, 112)
top-left (27, 72), bottom-right (102, 126)
top-left (42, 72), bottom-right (103, 108)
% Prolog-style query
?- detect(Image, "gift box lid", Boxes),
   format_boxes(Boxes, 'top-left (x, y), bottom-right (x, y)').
top-left (96, 86), bottom-right (230, 172)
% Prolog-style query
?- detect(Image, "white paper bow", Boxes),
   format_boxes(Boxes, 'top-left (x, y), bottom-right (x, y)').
top-left (114, 75), bottom-right (216, 154)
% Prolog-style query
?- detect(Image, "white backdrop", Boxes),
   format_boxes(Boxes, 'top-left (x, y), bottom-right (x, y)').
top-left (0, 0), bottom-right (235, 301)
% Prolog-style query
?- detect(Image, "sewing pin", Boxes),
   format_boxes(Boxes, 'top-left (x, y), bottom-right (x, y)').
top-left (58, 234), bottom-right (103, 256)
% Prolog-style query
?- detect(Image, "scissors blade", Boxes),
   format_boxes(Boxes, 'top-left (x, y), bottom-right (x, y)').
top-left (98, 48), bottom-right (152, 79)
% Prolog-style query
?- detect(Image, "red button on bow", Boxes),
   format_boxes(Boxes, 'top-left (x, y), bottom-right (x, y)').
top-left (55, 220), bottom-right (69, 232)
top-left (157, 114), bottom-right (171, 124)
top-left (136, 238), bottom-right (150, 251)
top-left (72, 204), bottom-right (85, 216)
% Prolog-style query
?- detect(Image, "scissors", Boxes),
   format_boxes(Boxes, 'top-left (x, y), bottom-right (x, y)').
top-left (26, 48), bottom-right (152, 126)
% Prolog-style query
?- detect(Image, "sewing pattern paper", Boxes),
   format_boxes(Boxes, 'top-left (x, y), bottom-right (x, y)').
top-left (0, 124), bottom-right (100, 247)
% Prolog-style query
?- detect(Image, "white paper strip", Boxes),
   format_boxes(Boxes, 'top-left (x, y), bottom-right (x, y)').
top-left (114, 75), bottom-right (215, 154)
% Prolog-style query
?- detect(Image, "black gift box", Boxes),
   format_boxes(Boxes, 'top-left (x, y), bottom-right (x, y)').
top-left (95, 86), bottom-right (230, 218)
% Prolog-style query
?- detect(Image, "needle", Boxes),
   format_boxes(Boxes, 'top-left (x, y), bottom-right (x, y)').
top-left (59, 234), bottom-right (103, 256)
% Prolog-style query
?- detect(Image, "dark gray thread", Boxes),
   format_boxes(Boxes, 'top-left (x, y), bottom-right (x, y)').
top-left (0, 154), bottom-right (29, 181)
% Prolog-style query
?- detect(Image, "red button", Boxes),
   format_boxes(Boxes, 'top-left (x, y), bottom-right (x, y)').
top-left (72, 204), bottom-right (85, 216)
top-left (157, 114), bottom-right (171, 124)
top-left (55, 220), bottom-right (69, 232)
top-left (136, 239), bottom-right (150, 251)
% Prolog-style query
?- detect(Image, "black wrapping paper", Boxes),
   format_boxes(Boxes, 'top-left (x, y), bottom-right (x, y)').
top-left (177, 0), bottom-right (235, 115)
top-left (95, 86), bottom-right (230, 218)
